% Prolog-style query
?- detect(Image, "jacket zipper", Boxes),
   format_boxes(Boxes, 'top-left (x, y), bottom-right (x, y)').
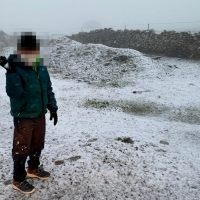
top-left (33, 67), bottom-right (44, 116)
top-left (17, 101), bottom-right (28, 117)
top-left (37, 74), bottom-right (45, 116)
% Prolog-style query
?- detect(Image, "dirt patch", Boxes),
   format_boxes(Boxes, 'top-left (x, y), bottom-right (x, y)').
top-left (84, 99), bottom-right (165, 115)
top-left (169, 106), bottom-right (200, 125)
top-left (83, 99), bottom-right (200, 125)
top-left (84, 99), bottom-right (110, 109)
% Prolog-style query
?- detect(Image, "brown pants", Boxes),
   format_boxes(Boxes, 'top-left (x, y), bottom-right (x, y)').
top-left (12, 115), bottom-right (46, 182)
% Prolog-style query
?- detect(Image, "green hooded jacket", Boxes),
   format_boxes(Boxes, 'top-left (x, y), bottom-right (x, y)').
top-left (6, 54), bottom-right (58, 118)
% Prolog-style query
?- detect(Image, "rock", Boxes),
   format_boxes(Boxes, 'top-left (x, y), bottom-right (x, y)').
top-left (121, 69), bottom-right (127, 72)
top-left (191, 185), bottom-right (197, 189)
top-left (160, 140), bottom-right (169, 145)
top-left (104, 62), bottom-right (110, 66)
top-left (116, 137), bottom-right (134, 144)
top-left (87, 138), bottom-right (98, 142)
top-left (54, 160), bottom-right (65, 165)
top-left (82, 143), bottom-right (92, 147)
top-left (132, 91), bottom-right (143, 94)
top-left (156, 149), bottom-right (167, 152)
top-left (67, 156), bottom-right (81, 162)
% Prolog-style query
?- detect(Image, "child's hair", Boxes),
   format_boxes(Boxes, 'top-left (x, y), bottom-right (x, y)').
top-left (17, 32), bottom-right (40, 51)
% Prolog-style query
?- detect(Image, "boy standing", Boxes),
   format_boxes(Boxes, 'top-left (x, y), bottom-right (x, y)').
top-left (0, 32), bottom-right (58, 194)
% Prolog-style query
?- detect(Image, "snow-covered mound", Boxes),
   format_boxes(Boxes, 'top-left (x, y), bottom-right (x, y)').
top-left (0, 31), bottom-right (10, 56)
top-left (50, 36), bottom-right (162, 86)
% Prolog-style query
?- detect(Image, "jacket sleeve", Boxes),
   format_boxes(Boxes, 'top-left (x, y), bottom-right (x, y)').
top-left (6, 73), bottom-right (24, 98)
top-left (46, 70), bottom-right (58, 110)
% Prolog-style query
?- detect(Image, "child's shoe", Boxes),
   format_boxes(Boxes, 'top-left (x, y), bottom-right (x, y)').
top-left (27, 165), bottom-right (50, 180)
top-left (13, 179), bottom-right (36, 194)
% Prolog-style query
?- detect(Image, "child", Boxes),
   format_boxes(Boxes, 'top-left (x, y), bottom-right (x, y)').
top-left (0, 32), bottom-right (58, 194)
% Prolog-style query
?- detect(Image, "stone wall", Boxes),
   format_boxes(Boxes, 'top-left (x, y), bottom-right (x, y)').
top-left (69, 29), bottom-right (200, 58)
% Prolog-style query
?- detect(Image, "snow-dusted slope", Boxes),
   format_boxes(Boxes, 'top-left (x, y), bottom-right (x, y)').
top-left (0, 38), bottom-right (200, 199)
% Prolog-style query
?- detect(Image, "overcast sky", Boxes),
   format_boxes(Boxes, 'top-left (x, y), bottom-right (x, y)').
top-left (1, 0), bottom-right (200, 35)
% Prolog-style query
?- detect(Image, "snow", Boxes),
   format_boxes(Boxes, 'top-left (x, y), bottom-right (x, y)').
top-left (0, 37), bottom-right (200, 199)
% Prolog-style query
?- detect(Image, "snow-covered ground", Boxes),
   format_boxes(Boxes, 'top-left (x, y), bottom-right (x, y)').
top-left (0, 37), bottom-right (200, 199)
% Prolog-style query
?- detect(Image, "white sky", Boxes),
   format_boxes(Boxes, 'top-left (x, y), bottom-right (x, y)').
top-left (1, 0), bottom-right (200, 35)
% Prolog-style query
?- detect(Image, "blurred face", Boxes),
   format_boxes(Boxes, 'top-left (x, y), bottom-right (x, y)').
top-left (18, 50), bottom-right (40, 66)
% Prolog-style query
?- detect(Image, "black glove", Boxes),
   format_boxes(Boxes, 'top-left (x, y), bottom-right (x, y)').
top-left (0, 56), bottom-right (8, 67)
top-left (0, 55), bottom-right (16, 73)
top-left (49, 108), bottom-right (58, 126)
top-left (7, 56), bottom-right (17, 73)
